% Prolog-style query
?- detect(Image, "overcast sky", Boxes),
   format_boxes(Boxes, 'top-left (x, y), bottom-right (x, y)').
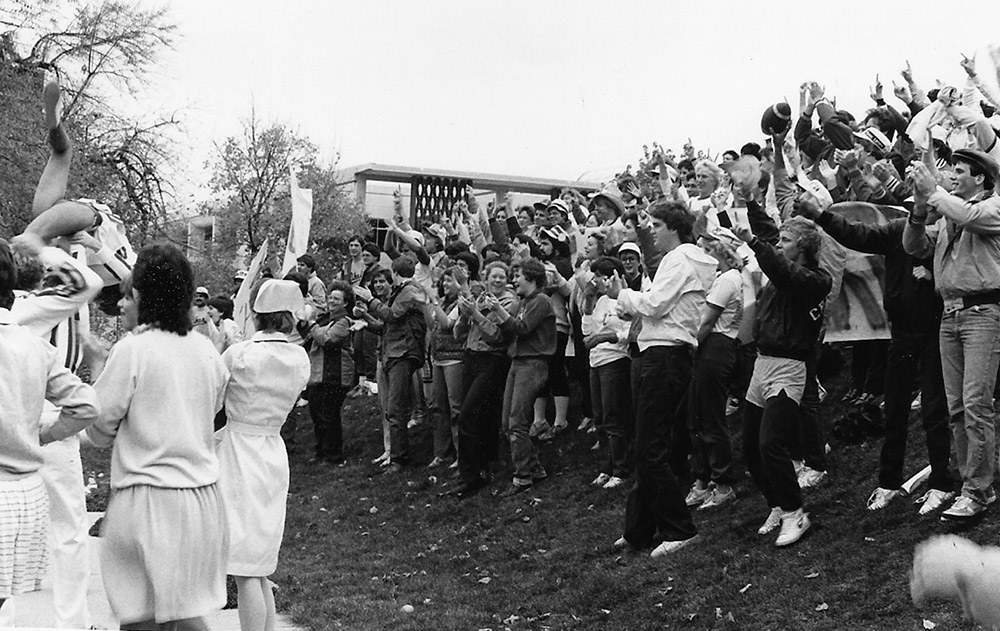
top-left (130, 0), bottom-right (1000, 192)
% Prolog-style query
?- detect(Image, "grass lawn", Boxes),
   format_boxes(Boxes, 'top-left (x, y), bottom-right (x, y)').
top-left (81, 353), bottom-right (994, 631)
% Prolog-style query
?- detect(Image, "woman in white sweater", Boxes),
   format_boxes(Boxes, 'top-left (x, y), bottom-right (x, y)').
top-left (87, 244), bottom-right (230, 631)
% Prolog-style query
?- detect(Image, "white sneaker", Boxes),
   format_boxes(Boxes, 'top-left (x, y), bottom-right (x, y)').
top-left (757, 507), bottom-right (782, 535)
top-left (650, 534), bottom-right (700, 558)
top-left (698, 485), bottom-right (736, 510)
top-left (612, 536), bottom-right (630, 550)
top-left (591, 473), bottom-right (611, 486)
top-left (941, 495), bottom-right (987, 521)
top-left (685, 483), bottom-right (712, 507)
top-left (866, 487), bottom-right (903, 511)
top-left (577, 417), bottom-right (594, 432)
top-left (602, 476), bottom-right (625, 489)
top-left (775, 508), bottom-right (811, 547)
top-left (792, 460), bottom-right (804, 476)
top-left (914, 488), bottom-right (955, 516)
top-left (798, 466), bottom-right (827, 488)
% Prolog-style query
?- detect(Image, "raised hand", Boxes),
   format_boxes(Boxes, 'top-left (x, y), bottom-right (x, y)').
top-left (870, 74), bottom-right (883, 102)
top-left (908, 161), bottom-right (938, 197)
top-left (807, 81), bottom-right (825, 103)
top-left (731, 224), bottom-right (754, 243)
top-left (354, 285), bottom-right (373, 303)
top-left (960, 53), bottom-right (977, 77)
top-left (901, 60), bottom-right (914, 83)
top-left (892, 80), bottom-right (912, 103)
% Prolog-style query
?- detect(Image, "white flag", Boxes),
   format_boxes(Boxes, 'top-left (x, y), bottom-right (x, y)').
top-left (234, 237), bottom-right (269, 339)
top-left (282, 167), bottom-right (313, 276)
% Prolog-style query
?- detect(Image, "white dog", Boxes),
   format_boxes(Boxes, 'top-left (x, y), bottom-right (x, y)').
top-left (911, 535), bottom-right (1000, 629)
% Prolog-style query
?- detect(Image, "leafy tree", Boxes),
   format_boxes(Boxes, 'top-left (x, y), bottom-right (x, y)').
top-left (207, 111), bottom-right (369, 282)
top-left (0, 0), bottom-right (179, 243)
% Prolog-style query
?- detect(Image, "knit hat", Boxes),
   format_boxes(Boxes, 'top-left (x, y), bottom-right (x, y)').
top-left (546, 199), bottom-right (571, 216)
top-left (253, 279), bottom-right (305, 314)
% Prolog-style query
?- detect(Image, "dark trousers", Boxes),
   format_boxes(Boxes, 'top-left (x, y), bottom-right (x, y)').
top-left (590, 358), bottom-right (633, 478)
top-left (457, 352), bottom-right (509, 483)
top-left (743, 391), bottom-right (802, 511)
top-left (879, 326), bottom-right (951, 490)
top-left (385, 357), bottom-right (420, 464)
top-left (851, 339), bottom-right (889, 396)
top-left (687, 333), bottom-right (738, 485)
top-left (791, 347), bottom-right (827, 471)
top-left (307, 383), bottom-right (348, 462)
top-left (623, 346), bottom-right (698, 546)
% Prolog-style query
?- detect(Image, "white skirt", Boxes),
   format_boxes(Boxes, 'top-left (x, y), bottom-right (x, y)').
top-left (0, 475), bottom-right (49, 598)
top-left (100, 484), bottom-right (228, 623)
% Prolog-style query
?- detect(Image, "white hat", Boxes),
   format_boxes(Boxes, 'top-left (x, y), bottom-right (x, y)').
top-left (405, 229), bottom-right (425, 246)
top-left (617, 242), bottom-right (641, 257)
top-left (253, 279), bottom-right (305, 314)
top-left (194, 286), bottom-right (209, 296)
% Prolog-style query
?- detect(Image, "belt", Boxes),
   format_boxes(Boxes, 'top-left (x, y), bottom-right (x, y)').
top-left (225, 420), bottom-right (282, 436)
top-left (942, 289), bottom-right (1000, 315)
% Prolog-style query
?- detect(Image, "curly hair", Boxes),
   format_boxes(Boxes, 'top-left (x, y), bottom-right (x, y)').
top-left (132, 243), bottom-right (194, 335)
top-left (518, 258), bottom-right (548, 288)
top-left (781, 216), bottom-right (823, 266)
top-left (649, 200), bottom-right (697, 244)
top-left (327, 279), bottom-right (356, 314)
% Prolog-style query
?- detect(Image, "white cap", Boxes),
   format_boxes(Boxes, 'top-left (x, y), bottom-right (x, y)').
top-left (253, 279), bottom-right (305, 314)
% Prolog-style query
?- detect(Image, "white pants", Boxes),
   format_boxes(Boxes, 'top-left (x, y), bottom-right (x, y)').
top-left (39, 432), bottom-right (90, 629)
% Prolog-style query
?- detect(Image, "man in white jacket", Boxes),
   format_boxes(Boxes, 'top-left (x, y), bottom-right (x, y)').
top-left (607, 201), bottom-right (718, 559)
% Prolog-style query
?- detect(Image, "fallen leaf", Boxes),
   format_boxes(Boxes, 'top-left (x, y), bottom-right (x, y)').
top-left (739, 583), bottom-right (752, 594)
top-left (816, 603), bottom-right (829, 611)
top-left (600, 609), bottom-right (610, 614)
top-left (923, 620), bottom-right (936, 629)
top-left (369, 506), bottom-right (378, 514)
top-left (319, 507), bottom-right (327, 512)
top-left (715, 607), bottom-right (722, 619)
top-left (687, 613), bottom-right (698, 621)
top-left (478, 577), bottom-right (491, 584)
top-left (805, 572), bottom-right (820, 579)
top-left (864, 537), bottom-right (875, 542)
top-left (726, 612), bottom-right (735, 623)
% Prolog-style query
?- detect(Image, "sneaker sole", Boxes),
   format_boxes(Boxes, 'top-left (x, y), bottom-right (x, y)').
top-left (775, 517), bottom-right (811, 547)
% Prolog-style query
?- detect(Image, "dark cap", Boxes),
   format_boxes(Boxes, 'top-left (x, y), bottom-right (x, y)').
top-left (951, 149), bottom-right (999, 183)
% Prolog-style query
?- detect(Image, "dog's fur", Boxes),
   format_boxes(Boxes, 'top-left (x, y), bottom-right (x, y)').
top-left (911, 535), bottom-right (1000, 629)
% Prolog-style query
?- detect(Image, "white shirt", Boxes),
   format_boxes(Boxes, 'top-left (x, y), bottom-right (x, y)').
top-left (581, 295), bottom-right (630, 367)
top-left (706, 269), bottom-right (744, 339)
top-left (221, 332), bottom-right (310, 430)
top-left (88, 329), bottom-right (229, 489)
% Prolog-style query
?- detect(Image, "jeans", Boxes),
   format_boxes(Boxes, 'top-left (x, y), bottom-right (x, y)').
top-left (687, 333), bottom-right (737, 485)
top-left (307, 383), bottom-right (348, 462)
top-left (623, 346), bottom-right (698, 547)
top-left (385, 357), bottom-right (421, 464)
top-left (431, 362), bottom-right (465, 460)
top-left (939, 304), bottom-right (1000, 503)
top-left (502, 358), bottom-right (549, 485)
top-left (590, 358), bottom-right (633, 478)
top-left (743, 391), bottom-right (802, 511)
top-left (878, 325), bottom-right (950, 490)
top-left (457, 352), bottom-right (509, 483)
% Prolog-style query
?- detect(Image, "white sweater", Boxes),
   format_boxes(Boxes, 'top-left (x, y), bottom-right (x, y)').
top-left (88, 329), bottom-right (229, 489)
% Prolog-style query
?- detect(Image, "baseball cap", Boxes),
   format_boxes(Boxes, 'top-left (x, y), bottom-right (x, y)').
top-left (195, 286), bottom-right (209, 296)
top-left (617, 242), bottom-right (641, 258)
top-left (854, 128), bottom-right (892, 156)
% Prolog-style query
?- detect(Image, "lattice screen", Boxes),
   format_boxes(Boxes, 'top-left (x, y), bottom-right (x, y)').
top-left (410, 176), bottom-right (472, 228)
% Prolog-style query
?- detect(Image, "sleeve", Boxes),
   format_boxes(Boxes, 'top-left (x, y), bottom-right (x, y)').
top-left (86, 338), bottom-right (138, 447)
top-left (617, 255), bottom-right (696, 319)
top-left (40, 344), bottom-right (100, 443)
top-left (749, 238), bottom-right (832, 300)
top-left (818, 102), bottom-right (855, 151)
top-left (773, 168), bottom-right (798, 220)
top-left (87, 244), bottom-right (133, 285)
top-left (795, 113), bottom-right (828, 161)
top-left (309, 317), bottom-right (352, 347)
top-left (928, 190), bottom-right (1000, 234)
top-left (370, 284), bottom-right (427, 323)
top-left (12, 246), bottom-right (104, 336)
top-left (706, 271), bottom-right (740, 309)
top-left (499, 294), bottom-right (552, 337)
top-left (746, 199), bottom-right (780, 246)
top-left (815, 205), bottom-right (901, 254)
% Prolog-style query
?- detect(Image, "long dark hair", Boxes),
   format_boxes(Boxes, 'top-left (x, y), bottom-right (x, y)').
top-left (132, 244), bottom-right (194, 335)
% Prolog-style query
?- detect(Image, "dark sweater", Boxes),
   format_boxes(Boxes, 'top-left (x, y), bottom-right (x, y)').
top-left (500, 290), bottom-right (556, 358)
top-left (815, 205), bottom-right (941, 334)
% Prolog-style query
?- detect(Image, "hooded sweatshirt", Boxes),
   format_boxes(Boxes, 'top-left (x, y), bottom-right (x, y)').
top-left (616, 243), bottom-right (718, 351)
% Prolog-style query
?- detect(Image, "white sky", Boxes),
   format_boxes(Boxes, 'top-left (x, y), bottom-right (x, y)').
top-left (131, 0), bottom-right (1000, 194)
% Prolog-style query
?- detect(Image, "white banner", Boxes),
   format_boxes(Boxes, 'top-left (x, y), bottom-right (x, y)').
top-left (234, 237), bottom-right (269, 339)
top-left (281, 167), bottom-right (313, 276)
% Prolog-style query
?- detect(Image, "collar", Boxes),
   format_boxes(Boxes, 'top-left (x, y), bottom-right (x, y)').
top-left (252, 330), bottom-right (289, 343)
top-left (0, 307), bottom-right (13, 325)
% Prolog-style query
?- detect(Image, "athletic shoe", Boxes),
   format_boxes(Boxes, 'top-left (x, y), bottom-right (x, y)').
top-left (295, 398), bottom-right (309, 408)
top-left (798, 466), bottom-right (827, 488)
top-left (590, 440), bottom-right (600, 451)
top-left (612, 536), bottom-right (631, 550)
top-left (914, 489), bottom-right (955, 516)
top-left (685, 483), bottom-right (712, 507)
top-left (775, 509), bottom-right (811, 547)
top-left (910, 392), bottom-right (922, 411)
top-left (371, 451), bottom-right (389, 465)
top-left (577, 417), bottom-right (595, 432)
top-left (602, 476), bottom-right (625, 489)
top-left (650, 534), bottom-right (700, 558)
top-left (591, 473), bottom-right (611, 487)
top-left (698, 485), bottom-right (736, 509)
top-left (866, 487), bottom-right (903, 511)
top-left (986, 488), bottom-right (997, 506)
top-left (941, 495), bottom-right (988, 521)
top-left (427, 457), bottom-right (449, 469)
top-left (724, 396), bottom-right (741, 417)
top-left (537, 427), bottom-right (557, 441)
top-left (757, 507), bottom-right (782, 535)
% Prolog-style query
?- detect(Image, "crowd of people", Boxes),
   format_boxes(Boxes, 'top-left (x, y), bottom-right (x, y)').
top-left (3, 47), bottom-right (1000, 629)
